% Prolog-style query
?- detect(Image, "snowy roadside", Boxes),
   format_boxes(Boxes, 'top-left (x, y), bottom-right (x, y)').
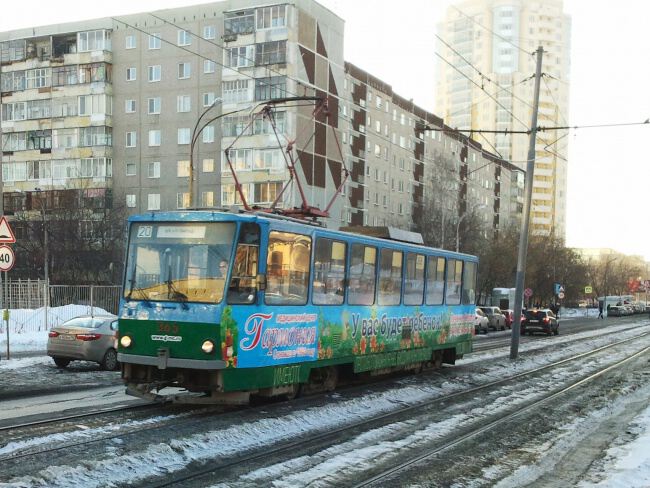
top-left (1, 319), bottom-right (649, 487)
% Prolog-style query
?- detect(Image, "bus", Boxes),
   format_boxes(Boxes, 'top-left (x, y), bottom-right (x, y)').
top-left (117, 210), bottom-right (478, 403)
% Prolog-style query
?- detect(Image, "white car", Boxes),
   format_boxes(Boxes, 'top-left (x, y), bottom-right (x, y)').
top-left (474, 308), bottom-right (489, 334)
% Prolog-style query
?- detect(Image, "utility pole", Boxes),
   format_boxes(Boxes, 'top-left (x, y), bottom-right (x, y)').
top-left (510, 46), bottom-right (544, 360)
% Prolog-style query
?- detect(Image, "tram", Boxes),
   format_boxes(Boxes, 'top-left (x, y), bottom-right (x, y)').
top-left (117, 210), bottom-right (478, 403)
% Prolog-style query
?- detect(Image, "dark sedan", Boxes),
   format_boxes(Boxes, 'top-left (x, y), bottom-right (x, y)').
top-left (521, 309), bottom-right (559, 336)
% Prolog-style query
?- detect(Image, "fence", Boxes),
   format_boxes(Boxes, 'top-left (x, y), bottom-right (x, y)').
top-left (0, 280), bottom-right (123, 333)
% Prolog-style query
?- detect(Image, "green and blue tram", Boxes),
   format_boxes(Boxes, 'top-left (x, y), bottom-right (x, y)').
top-left (117, 210), bottom-right (478, 403)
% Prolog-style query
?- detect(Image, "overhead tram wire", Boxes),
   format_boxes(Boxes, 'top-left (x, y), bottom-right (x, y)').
top-left (449, 4), bottom-right (533, 57)
top-left (539, 74), bottom-right (570, 162)
top-left (147, 13), bottom-right (311, 101)
top-left (436, 33), bottom-right (536, 113)
top-left (434, 51), bottom-right (530, 132)
top-left (444, 74), bottom-right (535, 123)
top-left (422, 119), bottom-right (650, 136)
top-left (111, 17), bottom-right (304, 101)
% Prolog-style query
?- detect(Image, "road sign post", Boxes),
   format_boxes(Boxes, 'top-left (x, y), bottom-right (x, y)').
top-left (0, 217), bottom-right (16, 361)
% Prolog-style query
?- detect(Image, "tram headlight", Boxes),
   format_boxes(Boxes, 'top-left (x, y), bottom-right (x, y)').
top-left (201, 340), bottom-right (215, 354)
top-left (120, 335), bottom-right (133, 348)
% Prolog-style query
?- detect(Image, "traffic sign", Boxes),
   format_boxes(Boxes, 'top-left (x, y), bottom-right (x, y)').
top-left (585, 286), bottom-right (593, 294)
top-left (558, 292), bottom-right (565, 299)
top-left (0, 245), bottom-right (15, 272)
top-left (0, 216), bottom-right (16, 244)
top-left (524, 288), bottom-right (533, 298)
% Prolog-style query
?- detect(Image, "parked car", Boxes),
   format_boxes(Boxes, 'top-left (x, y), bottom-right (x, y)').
top-left (479, 306), bottom-right (507, 331)
top-left (503, 309), bottom-right (525, 329)
top-left (474, 308), bottom-right (489, 335)
top-left (47, 315), bottom-right (119, 370)
top-left (521, 309), bottom-right (559, 336)
top-left (607, 306), bottom-right (625, 317)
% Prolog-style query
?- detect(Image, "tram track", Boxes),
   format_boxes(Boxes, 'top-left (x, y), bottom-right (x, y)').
top-left (2, 325), bottom-right (649, 486)
top-left (352, 344), bottom-right (650, 487)
top-left (134, 328), bottom-right (650, 488)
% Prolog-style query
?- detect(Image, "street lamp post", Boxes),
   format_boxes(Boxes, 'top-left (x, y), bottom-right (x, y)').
top-left (455, 204), bottom-right (486, 253)
top-left (189, 97), bottom-right (223, 207)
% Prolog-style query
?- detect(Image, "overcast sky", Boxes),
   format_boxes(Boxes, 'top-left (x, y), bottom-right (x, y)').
top-left (1, 0), bottom-right (649, 261)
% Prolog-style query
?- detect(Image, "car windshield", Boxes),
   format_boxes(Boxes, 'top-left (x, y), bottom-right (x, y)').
top-left (124, 222), bottom-right (236, 303)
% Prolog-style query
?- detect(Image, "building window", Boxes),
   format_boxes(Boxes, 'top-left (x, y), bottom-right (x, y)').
top-left (203, 92), bottom-right (216, 107)
top-left (256, 5), bottom-right (286, 29)
top-left (147, 161), bottom-right (160, 178)
top-left (177, 192), bottom-right (190, 209)
top-left (177, 30), bottom-right (191, 46)
top-left (177, 160), bottom-right (190, 177)
top-left (177, 95), bottom-right (191, 113)
top-left (126, 131), bottom-right (137, 148)
top-left (26, 68), bottom-right (50, 89)
top-left (178, 128), bottom-right (190, 144)
top-left (226, 148), bottom-right (253, 171)
top-left (254, 76), bottom-right (286, 101)
top-left (126, 67), bottom-right (136, 81)
top-left (203, 60), bottom-right (216, 73)
top-left (148, 97), bottom-right (161, 115)
top-left (222, 79), bottom-right (251, 104)
top-left (147, 193), bottom-right (160, 210)
top-left (255, 40), bottom-right (286, 65)
top-left (203, 158), bottom-right (214, 172)
top-left (148, 33), bottom-right (161, 50)
top-left (126, 194), bottom-right (136, 207)
top-left (125, 35), bottom-right (136, 49)
top-left (78, 30), bottom-right (111, 52)
top-left (178, 62), bottom-right (191, 79)
top-left (126, 162), bottom-right (136, 176)
top-left (201, 191), bottom-right (214, 207)
top-left (203, 25), bottom-right (216, 39)
top-left (148, 65), bottom-right (161, 82)
top-left (224, 10), bottom-right (255, 36)
top-left (225, 45), bottom-right (255, 68)
top-left (125, 99), bottom-right (136, 113)
top-left (202, 125), bottom-right (215, 143)
top-left (148, 130), bottom-right (161, 147)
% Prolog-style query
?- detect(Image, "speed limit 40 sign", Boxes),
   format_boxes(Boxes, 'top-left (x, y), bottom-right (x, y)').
top-left (0, 245), bottom-right (16, 271)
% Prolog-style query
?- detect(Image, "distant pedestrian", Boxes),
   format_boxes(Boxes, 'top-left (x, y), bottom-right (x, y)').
top-left (598, 303), bottom-right (603, 319)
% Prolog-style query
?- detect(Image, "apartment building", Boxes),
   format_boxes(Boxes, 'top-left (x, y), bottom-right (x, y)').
top-left (0, 0), bottom-right (522, 271)
top-left (344, 62), bottom-right (523, 245)
top-left (436, 0), bottom-right (571, 237)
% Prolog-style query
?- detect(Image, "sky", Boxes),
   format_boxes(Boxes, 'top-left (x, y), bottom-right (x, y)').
top-left (0, 0), bottom-right (648, 261)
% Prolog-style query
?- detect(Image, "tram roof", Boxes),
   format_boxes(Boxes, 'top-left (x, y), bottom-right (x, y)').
top-left (127, 209), bottom-right (477, 260)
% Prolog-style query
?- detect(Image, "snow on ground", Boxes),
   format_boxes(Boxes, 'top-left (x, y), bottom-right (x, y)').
top-left (1, 313), bottom-right (649, 487)
top-left (0, 304), bottom-right (111, 355)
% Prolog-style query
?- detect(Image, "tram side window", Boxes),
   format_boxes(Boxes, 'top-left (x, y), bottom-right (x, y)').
top-left (313, 238), bottom-right (347, 305)
top-left (378, 249), bottom-right (403, 306)
top-left (265, 231), bottom-right (311, 305)
top-left (425, 256), bottom-right (445, 305)
top-left (462, 261), bottom-right (477, 305)
top-left (404, 253), bottom-right (425, 305)
top-left (348, 244), bottom-right (377, 305)
top-left (445, 259), bottom-right (463, 305)
top-left (227, 223), bottom-right (260, 304)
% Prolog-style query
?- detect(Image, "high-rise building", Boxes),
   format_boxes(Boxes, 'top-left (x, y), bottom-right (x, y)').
top-left (436, 0), bottom-right (571, 237)
top-left (0, 0), bottom-right (525, 280)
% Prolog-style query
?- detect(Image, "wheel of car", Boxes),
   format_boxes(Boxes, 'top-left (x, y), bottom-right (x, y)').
top-left (101, 348), bottom-right (119, 371)
top-left (53, 357), bottom-right (71, 368)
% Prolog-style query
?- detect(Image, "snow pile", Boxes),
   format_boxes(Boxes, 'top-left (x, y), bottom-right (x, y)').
top-left (0, 305), bottom-right (112, 354)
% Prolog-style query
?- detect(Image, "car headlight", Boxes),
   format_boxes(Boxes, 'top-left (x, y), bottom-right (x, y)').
top-left (201, 340), bottom-right (215, 354)
top-left (120, 335), bottom-right (133, 348)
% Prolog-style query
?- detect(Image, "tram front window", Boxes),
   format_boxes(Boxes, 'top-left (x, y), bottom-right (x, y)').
top-left (124, 222), bottom-right (236, 303)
